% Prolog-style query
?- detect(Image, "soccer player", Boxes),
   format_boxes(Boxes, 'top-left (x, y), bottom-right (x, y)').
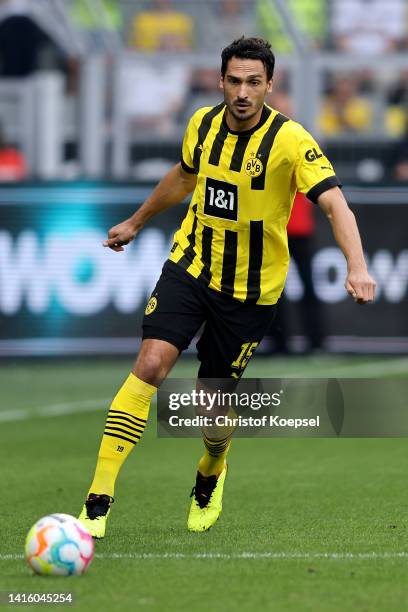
top-left (79, 37), bottom-right (376, 537)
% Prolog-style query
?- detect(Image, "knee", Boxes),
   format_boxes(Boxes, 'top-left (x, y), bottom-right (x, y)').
top-left (134, 348), bottom-right (168, 386)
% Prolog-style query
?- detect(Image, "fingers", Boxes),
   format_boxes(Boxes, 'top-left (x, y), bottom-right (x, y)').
top-left (103, 240), bottom-right (124, 252)
top-left (345, 279), bottom-right (376, 304)
top-left (103, 221), bottom-right (136, 252)
top-left (345, 281), bottom-right (361, 303)
top-left (345, 280), bottom-right (357, 300)
top-left (102, 236), bottom-right (130, 252)
top-left (367, 280), bottom-right (376, 302)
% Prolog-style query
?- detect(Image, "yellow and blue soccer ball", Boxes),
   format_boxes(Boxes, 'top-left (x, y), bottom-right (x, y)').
top-left (25, 513), bottom-right (94, 576)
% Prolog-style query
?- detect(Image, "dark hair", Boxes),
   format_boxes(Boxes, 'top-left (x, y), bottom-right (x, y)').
top-left (221, 37), bottom-right (275, 81)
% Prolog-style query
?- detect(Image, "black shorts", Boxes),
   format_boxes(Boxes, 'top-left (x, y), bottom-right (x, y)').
top-left (142, 260), bottom-right (277, 379)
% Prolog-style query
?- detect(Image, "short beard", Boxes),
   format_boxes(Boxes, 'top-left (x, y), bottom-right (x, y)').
top-left (227, 105), bottom-right (259, 123)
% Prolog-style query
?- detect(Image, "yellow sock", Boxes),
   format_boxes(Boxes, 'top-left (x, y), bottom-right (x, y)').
top-left (198, 435), bottom-right (231, 477)
top-left (198, 402), bottom-right (237, 476)
top-left (88, 373), bottom-right (156, 497)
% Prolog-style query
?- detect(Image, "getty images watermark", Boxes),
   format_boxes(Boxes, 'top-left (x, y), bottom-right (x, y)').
top-left (157, 378), bottom-right (408, 438)
top-left (166, 387), bottom-right (319, 430)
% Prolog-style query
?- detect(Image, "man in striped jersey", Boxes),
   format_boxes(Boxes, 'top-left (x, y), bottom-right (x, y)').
top-left (79, 37), bottom-right (376, 537)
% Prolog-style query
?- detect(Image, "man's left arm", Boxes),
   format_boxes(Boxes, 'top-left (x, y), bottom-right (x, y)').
top-left (317, 186), bottom-right (376, 304)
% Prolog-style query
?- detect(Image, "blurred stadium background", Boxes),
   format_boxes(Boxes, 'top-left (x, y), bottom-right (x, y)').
top-left (0, 0), bottom-right (407, 357)
top-left (1, 4), bottom-right (408, 609)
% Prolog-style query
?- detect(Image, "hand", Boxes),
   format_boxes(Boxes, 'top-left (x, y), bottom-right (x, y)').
top-left (103, 219), bottom-right (140, 252)
top-left (345, 270), bottom-right (376, 304)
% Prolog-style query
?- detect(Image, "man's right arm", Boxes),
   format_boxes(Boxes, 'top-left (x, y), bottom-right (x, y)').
top-left (103, 163), bottom-right (197, 252)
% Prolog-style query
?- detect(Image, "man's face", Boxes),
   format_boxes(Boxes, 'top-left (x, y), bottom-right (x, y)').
top-left (220, 57), bottom-right (272, 124)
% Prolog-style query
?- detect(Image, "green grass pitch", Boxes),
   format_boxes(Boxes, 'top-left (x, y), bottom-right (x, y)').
top-left (1, 355), bottom-right (408, 611)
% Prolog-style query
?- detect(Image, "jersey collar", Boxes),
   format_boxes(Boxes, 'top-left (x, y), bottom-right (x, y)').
top-left (222, 105), bottom-right (272, 137)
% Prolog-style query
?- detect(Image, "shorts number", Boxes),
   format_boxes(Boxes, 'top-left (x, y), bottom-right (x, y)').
top-left (231, 342), bottom-right (259, 370)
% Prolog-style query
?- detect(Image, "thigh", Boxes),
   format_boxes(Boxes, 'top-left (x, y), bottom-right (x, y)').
top-left (197, 291), bottom-right (276, 380)
top-left (142, 260), bottom-right (205, 352)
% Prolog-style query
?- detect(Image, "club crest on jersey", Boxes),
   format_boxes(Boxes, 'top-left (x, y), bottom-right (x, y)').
top-left (244, 153), bottom-right (263, 177)
top-left (145, 296), bottom-right (157, 315)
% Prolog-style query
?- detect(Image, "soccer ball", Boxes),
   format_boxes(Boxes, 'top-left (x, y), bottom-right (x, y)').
top-left (25, 513), bottom-right (94, 576)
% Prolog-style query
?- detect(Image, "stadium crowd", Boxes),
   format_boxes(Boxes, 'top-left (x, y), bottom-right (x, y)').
top-left (1, 0), bottom-right (408, 179)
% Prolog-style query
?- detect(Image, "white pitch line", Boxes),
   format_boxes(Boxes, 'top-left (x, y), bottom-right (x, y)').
top-left (3, 552), bottom-right (408, 561)
top-left (0, 398), bottom-right (110, 423)
top-left (37, 398), bottom-right (110, 418)
top-left (95, 551), bottom-right (408, 560)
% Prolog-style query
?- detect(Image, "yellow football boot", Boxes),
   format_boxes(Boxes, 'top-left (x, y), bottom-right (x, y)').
top-left (78, 493), bottom-right (113, 539)
top-left (187, 465), bottom-right (228, 532)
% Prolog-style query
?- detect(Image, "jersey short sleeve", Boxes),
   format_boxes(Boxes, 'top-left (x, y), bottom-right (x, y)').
top-left (180, 113), bottom-right (199, 174)
top-left (294, 127), bottom-right (341, 203)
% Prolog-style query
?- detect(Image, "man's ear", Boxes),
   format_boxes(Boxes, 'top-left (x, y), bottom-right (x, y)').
top-left (267, 78), bottom-right (273, 94)
top-left (219, 76), bottom-right (225, 91)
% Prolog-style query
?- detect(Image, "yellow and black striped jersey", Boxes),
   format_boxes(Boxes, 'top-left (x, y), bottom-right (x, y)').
top-left (169, 103), bottom-right (340, 305)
